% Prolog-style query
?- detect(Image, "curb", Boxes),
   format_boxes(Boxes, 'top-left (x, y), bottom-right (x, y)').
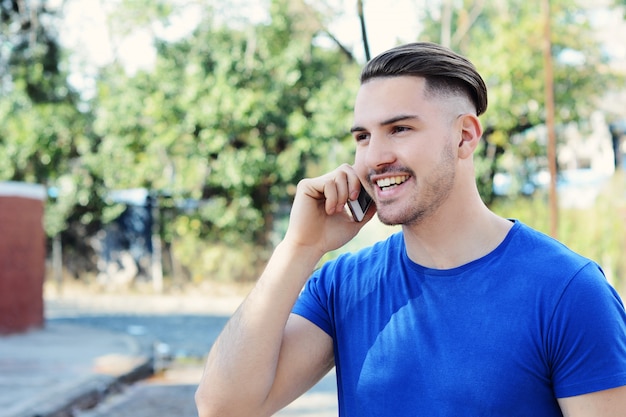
top-left (21, 358), bottom-right (153, 417)
top-left (0, 323), bottom-right (156, 417)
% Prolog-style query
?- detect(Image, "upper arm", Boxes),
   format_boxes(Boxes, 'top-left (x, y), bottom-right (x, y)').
top-left (263, 313), bottom-right (334, 415)
top-left (558, 385), bottom-right (626, 417)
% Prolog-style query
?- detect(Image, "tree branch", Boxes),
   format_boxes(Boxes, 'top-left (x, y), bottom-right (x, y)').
top-left (451, 0), bottom-right (485, 47)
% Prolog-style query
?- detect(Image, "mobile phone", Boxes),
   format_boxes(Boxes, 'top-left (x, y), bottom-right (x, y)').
top-left (347, 186), bottom-right (373, 222)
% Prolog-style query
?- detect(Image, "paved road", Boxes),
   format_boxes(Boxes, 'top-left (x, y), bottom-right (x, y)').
top-left (75, 364), bottom-right (337, 417)
top-left (49, 314), bottom-right (229, 359)
top-left (48, 302), bottom-right (337, 416)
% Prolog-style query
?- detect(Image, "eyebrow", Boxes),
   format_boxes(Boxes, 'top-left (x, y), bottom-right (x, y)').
top-left (350, 114), bottom-right (421, 133)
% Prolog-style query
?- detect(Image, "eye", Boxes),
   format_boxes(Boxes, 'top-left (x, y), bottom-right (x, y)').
top-left (354, 132), bottom-right (370, 142)
top-left (391, 126), bottom-right (411, 134)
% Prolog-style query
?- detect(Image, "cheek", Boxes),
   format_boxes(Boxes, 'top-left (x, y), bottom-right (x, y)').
top-left (353, 151), bottom-right (369, 178)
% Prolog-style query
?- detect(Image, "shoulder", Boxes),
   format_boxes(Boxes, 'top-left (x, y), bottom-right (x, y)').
top-left (503, 222), bottom-right (622, 324)
top-left (508, 221), bottom-right (578, 254)
top-left (293, 232), bottom-right (405, 335)
top-left (301, 231), bottom-right (405, 300)
top-left (505, 220), bottom-right (598, 275)
top-left (475, 221), bottom-right (611, 316)
top-left (318, 231), bottom-right (405, 279)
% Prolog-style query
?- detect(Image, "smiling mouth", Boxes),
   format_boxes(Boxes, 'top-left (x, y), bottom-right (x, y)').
top-left (376, 175), bottom-right (410, 191)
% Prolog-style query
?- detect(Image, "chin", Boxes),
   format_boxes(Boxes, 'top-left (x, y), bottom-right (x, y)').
top-left (378, 218), bottom-right (400, 226)
top-left (377, 213), bottom-right (409, 227)
top-left (377, 208), bottom-right (426, 227)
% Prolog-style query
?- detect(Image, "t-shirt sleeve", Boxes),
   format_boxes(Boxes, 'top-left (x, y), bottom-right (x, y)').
top-left (549, 262), bottom-right (626, 398)
top-left (292, 270), bottom-right (334, 338)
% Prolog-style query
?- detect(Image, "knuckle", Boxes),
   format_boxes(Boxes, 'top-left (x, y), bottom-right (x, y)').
top-left (296, 178), bottom-right (312, 191)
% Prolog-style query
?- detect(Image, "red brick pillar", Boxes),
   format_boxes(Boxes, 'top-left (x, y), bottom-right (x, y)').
top-left (0, 182), bottom-right (46, 334)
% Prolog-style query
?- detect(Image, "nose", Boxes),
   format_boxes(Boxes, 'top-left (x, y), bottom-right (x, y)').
top-left (363, 134), bottom-right (396, 170)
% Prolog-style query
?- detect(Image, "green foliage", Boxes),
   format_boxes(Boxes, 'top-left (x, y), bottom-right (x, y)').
top-left (0, 0), bottom-right (102, 238)
top-left (173, 232), bottom-right (269, 283)
top-left (91, 0), bottom-right (358, 255)
top-left (2, 0), bottom-right (624, 284)
top-left (79, 0), bottom-right (361, 283)
top-left (420, 0), bottom-right (621, 204)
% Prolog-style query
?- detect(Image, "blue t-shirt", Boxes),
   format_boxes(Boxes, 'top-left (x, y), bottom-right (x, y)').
top-left (292, 221), bottom-right (626, 416)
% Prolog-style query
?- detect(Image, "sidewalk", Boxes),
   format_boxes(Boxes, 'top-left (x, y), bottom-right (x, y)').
top-left (0, 285), bottom-right (338, 417)
top-left (0, 322), bottom-right (152, 417)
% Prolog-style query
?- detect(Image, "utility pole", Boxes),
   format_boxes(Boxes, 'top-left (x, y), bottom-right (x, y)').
top-left (542, 0), bottom-right (559, 238)
top-left (357, 0), bottom-right (371, 61)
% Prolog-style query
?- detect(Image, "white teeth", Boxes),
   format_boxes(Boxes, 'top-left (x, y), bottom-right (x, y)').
top-left (376, 175), bottom-right (409, 189)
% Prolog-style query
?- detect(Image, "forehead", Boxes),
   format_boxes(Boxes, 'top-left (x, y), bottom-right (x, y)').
top-left (353, 76), bottom-right (431, 121)
top-left (356, 76), bottom-right (427, 102)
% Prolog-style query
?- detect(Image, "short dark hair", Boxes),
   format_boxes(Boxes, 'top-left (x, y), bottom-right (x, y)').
top-left (360, 42), bottom-right (488, 116)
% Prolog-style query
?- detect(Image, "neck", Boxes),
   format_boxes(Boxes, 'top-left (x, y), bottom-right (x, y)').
top-left (401, 194), bottom-right (512, 270)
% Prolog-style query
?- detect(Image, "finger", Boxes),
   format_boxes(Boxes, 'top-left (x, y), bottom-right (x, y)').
top-left (334, 174), bottom-right (350, 213)
top-left (323, 176), bottom-right (339, 215)
top-left (333, 163), bottom-right (361, 202)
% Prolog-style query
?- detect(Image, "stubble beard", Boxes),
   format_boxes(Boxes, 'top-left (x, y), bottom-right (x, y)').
top-left (376, 141), bottom-right (457, 227)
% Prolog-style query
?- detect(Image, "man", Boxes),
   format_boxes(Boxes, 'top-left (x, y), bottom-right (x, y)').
top-left (196, 42), bottom-right (626, 416)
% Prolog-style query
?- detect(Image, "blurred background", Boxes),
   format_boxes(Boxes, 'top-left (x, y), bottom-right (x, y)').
top-left (1, 0), bottom-right (625, 298)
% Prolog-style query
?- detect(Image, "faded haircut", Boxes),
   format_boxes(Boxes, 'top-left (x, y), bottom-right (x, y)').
top-left (360, 42), bottom-right (488, 116)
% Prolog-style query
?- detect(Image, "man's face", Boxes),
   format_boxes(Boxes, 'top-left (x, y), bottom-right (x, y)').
top-left (351, 76), bottom-right (462, 226)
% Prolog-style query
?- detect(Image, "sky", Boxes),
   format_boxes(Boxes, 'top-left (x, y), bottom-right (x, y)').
top-left (53, 0), bottom-right (423, 79)
top-left (326, 0), bottom-right (423, 59)
top-left (50, 0), bottom-right (626, 100)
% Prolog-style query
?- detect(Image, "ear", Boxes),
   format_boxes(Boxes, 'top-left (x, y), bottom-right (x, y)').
top-left (457, 114), bottom-right (483, 159)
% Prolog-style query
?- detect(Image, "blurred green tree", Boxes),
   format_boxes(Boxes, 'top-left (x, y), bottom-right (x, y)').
top-left (0, 0), bottom-right (102, 249)
top-left (419, 0), bottom-right (620, 202)
top-left (89, 0), bottom-right (359, 280)
top-left (4, 0), bottom-right (621, 284)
